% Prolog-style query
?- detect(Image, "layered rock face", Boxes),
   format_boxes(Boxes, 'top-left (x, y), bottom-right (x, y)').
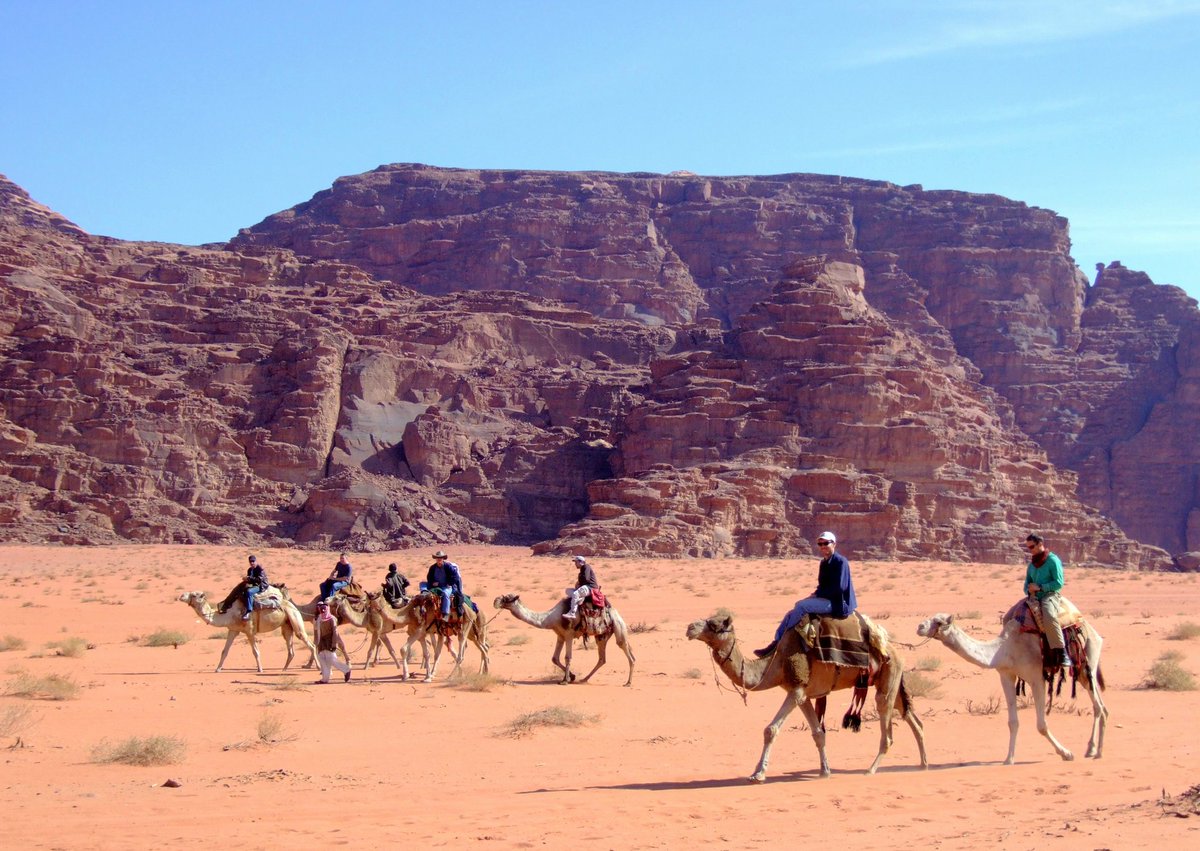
top-left (2, 164), bottom-right (1195, 568)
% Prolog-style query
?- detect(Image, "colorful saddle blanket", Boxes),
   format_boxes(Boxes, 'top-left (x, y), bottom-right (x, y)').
top-left (1003, 596), bottom-right (1086, 633)
top-left (795, 613), bottom-right (873, 669)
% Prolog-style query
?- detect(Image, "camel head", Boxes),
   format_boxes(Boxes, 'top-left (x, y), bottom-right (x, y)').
top-left (916, 613), bottom-right (954, 639)
top-left (494, 594), bottom-right (520, 610)
top-left (685, 612), bottom-right (735, 646)
top-left (179, 591), bottom-right (207, 606)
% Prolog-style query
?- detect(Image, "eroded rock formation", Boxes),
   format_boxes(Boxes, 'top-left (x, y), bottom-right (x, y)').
top-left (2, 164), bottom-right (1196, 568)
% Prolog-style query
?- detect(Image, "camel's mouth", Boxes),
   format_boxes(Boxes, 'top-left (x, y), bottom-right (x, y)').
top-left (685, 621), bottom-right (705, 640)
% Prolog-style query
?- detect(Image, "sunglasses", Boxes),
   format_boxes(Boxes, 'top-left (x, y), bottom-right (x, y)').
top-left (1025, 543), bottom-right (1039, 550)
top-left (816, 540), bottom-right (833, 546)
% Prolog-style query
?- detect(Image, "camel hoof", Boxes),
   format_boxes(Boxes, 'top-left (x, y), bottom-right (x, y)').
top-left (748, 772), bottom-right (766, 784)
top-left (1061, 751), bottom-right (1075, 761)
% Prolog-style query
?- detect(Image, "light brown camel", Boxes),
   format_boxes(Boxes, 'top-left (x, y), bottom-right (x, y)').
top-left (686, 612), bottom-right (927, 781)
top-left (492, 593), bottom-right (635, 686)
top-left (916, 613), bottom-right (1107, 762)
top-left (330, 592), bottom-right (420, 671)
top-left (178, 591), bottom-right (317, 673)
top-left (401, 593), bottom-right (491, 682)
top-left (363, 592), bottom-right (430, 673)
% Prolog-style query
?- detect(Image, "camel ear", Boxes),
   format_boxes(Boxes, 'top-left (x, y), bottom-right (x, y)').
top-left (946, 614), bottom-right (955, 625)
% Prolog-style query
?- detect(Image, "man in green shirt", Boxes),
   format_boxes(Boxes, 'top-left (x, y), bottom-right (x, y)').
top-left (1024, 533), bottom-right (1068, 668)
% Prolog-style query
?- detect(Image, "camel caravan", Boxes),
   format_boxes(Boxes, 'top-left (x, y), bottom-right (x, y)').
top-left (176, 536), bottom-right (1107, 783)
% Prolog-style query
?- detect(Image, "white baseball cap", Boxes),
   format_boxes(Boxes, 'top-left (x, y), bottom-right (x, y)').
top-left (816, 531), bottom-right (837, 544)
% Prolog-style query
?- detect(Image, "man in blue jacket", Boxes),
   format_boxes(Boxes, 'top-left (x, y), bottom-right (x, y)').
top-left (756, 531), bottom-right (857, 657)
top-left (425, 550), bottom-right (463, 621)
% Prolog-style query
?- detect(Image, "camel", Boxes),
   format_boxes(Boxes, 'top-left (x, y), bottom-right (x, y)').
top-left (492, 593), bottom-right (635, 686)
top-left (178, 591), bottom-right (318, 673)
top-left (686, 612), bottom-right (927, 781)
top-left (363, 592), bottom-right (431, 673)
top-left (400, 592), bottom-right (491, 682)
top-left (916, 613), bottom-right (1107, 762)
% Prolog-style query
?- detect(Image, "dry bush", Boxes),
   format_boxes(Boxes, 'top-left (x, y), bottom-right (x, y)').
top-left (270, 676), bottom-right (305, 691)
top-left (958, 610), bottom-right (982, 620)
top-left (505, 634), bottom-right (530, 646)
top-left (445, 672), bottom-right (505, 692)
top-left (93, 735), bottom-right (185, 766)
top-left (628, 621), bottom-right (658, 634)
top-left (501, 705), bottom-right (597, 738)
top-left (0, 635), bottom-right (26, 652)
top-left (0, 705), bottom-right (38, 738)
top-left (257, 713), bottom-right (292, 744)
top-left (143, 629), bottom-right (189, 648)
top-left (911, 655), bottom-right (942, 672)
top-left (964, 695), bottom-right (1003, 715)
top-left (902, 670), bottom-right (943, 699)
top-left (45, 637), bottom-right (88, 658)
top-left (1141, 654), bottom-right (1197, 691)
top-left (681, 668), bottom-right (702, 679)
top-left (1167, 621), bottom-right (1200, 641)
top-left (4, 671), bottom-right (80, 700)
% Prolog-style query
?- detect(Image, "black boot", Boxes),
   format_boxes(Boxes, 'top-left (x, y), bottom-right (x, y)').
top-left (754, 640), bottom-right (778, 658)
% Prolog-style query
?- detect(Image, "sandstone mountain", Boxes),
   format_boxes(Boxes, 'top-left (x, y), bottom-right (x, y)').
top-left (2, 165), bottom-right (1196, 569)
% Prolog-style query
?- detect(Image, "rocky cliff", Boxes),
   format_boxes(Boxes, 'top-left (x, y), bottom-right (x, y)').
top-left (2, 164), bottom-right (1195, 568)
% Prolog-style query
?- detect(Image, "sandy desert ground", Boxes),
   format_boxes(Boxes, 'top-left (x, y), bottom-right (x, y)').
top-left (0, 543), bottom-right (1197, 850)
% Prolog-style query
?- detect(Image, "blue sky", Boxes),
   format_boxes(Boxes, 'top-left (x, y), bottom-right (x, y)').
top-left (2, 1), bottom-right (1197, 300)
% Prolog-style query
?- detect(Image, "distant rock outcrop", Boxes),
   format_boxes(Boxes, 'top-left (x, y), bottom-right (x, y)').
top-left (2, 164), bottom-right (1196, 569)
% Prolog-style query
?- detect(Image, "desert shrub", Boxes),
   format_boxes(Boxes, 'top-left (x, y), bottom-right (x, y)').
top-left (902, 670), bottom-right (943, 699)
top-left (912, 655), bottom-right (942, 672)
top-left (0, 635), bottom-right (26, 652)
top-left (681, 668), bottom-right (702, 679)
top-left (1167, 621), bottom-right (1200, 641)
top-left (501, 705), bottom-right (596, 738)
top-left (964, 696), bottom-right (1002, 716)
top-left (446, 672), bottom-right (504, 692)
top-left (92, 735), bottom-right (185, 766)
top-left (4, 671), bottom-right (79, 700)
top-left (1142, 654), bottom-right (1197, 691)
top-left (958, 610), bottom-right (982, 621)
top-left (143, 629), bottom-right (189, 648)
top-left (0, 705), bottom-right (37, 738)
top-left (257, 713), bottom-right (289, 744)
top-left (505, 634), bottom-right (530, 646)
top-left (45, 637), bottom-right (88, 657)
top-left (628, 621), bottom-right (658, 634)
top-left (270, 676), bottom-right (305, 691)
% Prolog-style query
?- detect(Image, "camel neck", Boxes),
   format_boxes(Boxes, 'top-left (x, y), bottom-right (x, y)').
top-left (711, 639), bottom-right (772, 690)
top-left (941, 624), bottom-right (1006, 668)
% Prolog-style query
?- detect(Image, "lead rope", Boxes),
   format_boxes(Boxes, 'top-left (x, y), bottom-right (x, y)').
top-left (709, 639), bottom-right (749, 705)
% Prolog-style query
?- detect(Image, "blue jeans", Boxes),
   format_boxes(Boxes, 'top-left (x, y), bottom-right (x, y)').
top-left (773, 595), bottom-right (833, 642)
top-left (246, 586), bottom-right (265, 612)
top-left (320, 579), bottom-right (348, 599)
top-left (432, 588), bottom-right (456, 617)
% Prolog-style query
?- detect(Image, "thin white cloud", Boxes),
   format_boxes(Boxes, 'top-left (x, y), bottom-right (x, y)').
top-left (841, 0), bottom-right (1200, 67)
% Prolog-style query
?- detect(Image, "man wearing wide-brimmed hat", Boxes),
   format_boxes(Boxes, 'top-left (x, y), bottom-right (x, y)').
top-left (425, 550), bottom-right (462, 621)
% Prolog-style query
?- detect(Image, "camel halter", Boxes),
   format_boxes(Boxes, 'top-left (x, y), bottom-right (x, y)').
top-left (708, 629), bottom-right (749, 706)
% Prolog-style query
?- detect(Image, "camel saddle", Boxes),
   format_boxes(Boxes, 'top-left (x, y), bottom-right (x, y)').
top-left (794, 613), bottom-right (873, 669)
top-left (565, 593), bottom-right (612, 638)
top-left (1003, 596), bottom-right (1086, 634)
top-left (216, 582), bottom-right (284, 614)
top-left (414, 591), bottom-right (477, 635)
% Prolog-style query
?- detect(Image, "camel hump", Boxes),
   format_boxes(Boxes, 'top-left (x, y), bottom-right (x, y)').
top-left (807, 615), bottom-right (873, 668)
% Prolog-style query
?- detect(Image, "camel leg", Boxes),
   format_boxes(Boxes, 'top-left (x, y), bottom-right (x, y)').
top-left (577, 635), bottom-right (609, 683)
top-left (1029, 671), bottom-right (1074, 761)
top-left (215, 631), bottom-right (238, 673)
top-left (867, 675), bottom-right (902, 775)
top-left (1000, 673), bottom-right (1021, 764)
top-left (550, 636), bottom-right (574, 682)
top-left (616, 633), bottom-right (635, 686)
top-left (560, 635), bottom-right (576, 685)
top-left (1083, 669), bottom-right (1108, 759)
top-left (375, 632), bottom-right (402, 670)
top-left (425, 632), bottom-right (446, 682)
top-left (750, 689), bottom-right (810, 783)
top-left (897, 691), bottom-right (928, 769)
top-left (246, 631), bottom-right (264, 674)
top-left (400, 626), bottom-right (428, 680)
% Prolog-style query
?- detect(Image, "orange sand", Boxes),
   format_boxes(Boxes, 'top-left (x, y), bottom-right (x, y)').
top-left (0, 544), bottom-right (1197, 849)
